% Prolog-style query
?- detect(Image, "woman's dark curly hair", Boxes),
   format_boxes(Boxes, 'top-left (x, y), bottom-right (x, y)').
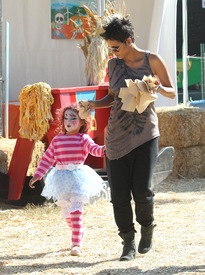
top-left (54, 104), bottom-right (90, 134)
top-left (100, 16), bottom-right (135, 43)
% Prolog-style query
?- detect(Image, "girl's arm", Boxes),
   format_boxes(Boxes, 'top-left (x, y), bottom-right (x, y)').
top-left (149, 53), bottom-right (176, 99)
top-left (29, 140), bottom-right (55, 188)
top-left (84, 135), bottom-right (105, 157)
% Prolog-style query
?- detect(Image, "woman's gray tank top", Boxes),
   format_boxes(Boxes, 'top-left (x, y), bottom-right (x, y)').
top-left (106, 52), bottom-right (159, 160)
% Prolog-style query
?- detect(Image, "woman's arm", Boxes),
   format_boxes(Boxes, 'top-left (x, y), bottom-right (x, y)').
top-left (89, 89), bottom-right (114, 109)
top-left (149, 53), bottom-right (176, 99)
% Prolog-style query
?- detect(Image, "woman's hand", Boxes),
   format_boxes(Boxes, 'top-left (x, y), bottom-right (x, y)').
top-left (149, 54), bottom-right (176, 99)
top-left (88, 100), bottom-right (95, 109)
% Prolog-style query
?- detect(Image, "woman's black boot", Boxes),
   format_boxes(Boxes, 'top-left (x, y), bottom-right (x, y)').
top-left (138, 223), bottom-right (156, 254)
top-left (119, 231), bottom-right (136, 261)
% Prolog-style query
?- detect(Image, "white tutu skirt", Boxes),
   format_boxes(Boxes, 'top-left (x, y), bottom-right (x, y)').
top-left (41, 165), bottom-right (104, 204)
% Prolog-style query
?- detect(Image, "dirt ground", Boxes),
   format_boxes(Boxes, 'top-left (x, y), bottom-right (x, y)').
top-left (0, 176), bottom-right (205, 275)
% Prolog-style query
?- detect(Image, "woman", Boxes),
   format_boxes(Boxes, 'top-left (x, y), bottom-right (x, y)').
top-left (87, 15), bottom-right (176, 261)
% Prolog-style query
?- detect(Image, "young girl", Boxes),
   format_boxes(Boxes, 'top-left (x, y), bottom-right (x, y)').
top-left (29, 105), bottom-right (105, 256)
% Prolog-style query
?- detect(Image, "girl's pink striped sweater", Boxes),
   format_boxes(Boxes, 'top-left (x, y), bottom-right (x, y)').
top-left (34, 133), bottom-right (105, 180)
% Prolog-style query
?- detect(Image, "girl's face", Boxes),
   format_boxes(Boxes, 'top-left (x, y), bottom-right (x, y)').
top-left (63, 109), bottom-right (82, 134)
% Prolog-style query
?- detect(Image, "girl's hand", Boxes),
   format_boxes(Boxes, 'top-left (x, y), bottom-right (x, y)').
top-left (29, 176), bottom-right (39, 189)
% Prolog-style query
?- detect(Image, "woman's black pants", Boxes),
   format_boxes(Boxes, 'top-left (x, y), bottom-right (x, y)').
top-left (106, 138), bottom-right (158, 233)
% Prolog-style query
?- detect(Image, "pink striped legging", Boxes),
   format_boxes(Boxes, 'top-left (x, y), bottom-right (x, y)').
top-left (66, 210), bottom-right (83, 247)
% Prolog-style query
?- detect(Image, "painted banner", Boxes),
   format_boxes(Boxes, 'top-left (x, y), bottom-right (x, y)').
top-left (51, 0), bottom-right (96, 39)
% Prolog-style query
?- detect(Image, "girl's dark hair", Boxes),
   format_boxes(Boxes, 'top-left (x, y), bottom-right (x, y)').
top-left (54, 104), bottom-right (90, 134)
top-left (100, 16), bottom-right (135, 43)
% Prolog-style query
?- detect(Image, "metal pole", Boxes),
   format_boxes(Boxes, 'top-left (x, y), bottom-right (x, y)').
top-left (182, 0), bottom-right (188, 106)
top-left (200, 43), bottom-right (205, 99)
top-left (97, 0), bottom-right (101, 16)
top-left (101, 0), bottom-right (105, 16)
top-left (5, 21), bottom-right (10, 138)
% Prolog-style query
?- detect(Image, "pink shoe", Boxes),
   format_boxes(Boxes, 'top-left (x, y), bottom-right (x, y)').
top-left (71, 246), bottom-right (82, 256)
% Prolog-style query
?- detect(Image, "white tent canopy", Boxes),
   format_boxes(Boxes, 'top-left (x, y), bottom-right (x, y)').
top-left (147, 0), bottom-right (178, 106)
top-left (2, 0), bottom-right (178, 107)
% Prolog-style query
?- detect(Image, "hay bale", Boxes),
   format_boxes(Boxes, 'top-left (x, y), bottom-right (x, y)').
top-left (0, 151), bottom-right (10, 174)
top-left (0, 136), bottom-right (45, 175)
top-left (156, 105), bottom-right (205, 148)
top-left (0, 137), bottom-right (16, 174)
top-left (27, 140), bottom-right (45, 176)
top-left (172, 145), bottom-right (205, 178)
